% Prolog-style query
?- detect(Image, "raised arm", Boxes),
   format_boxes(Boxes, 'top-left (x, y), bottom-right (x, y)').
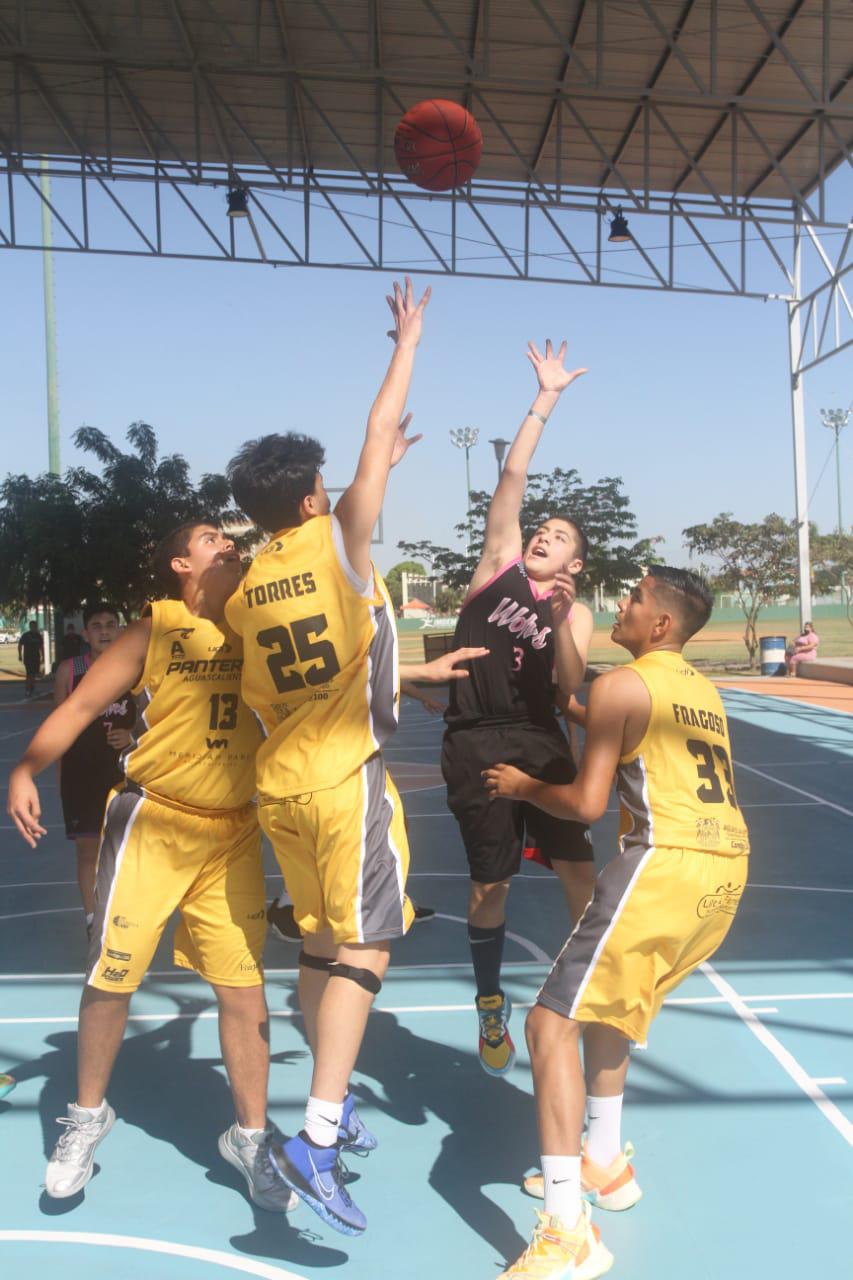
top-left (334, 277), bottom-right (430, 581)
top-left (467, 340), bottom-right (587, 599)
top-left (483, 667), bottom-right (648, 823)
top-left (7, 619), bottom-right (151, 847)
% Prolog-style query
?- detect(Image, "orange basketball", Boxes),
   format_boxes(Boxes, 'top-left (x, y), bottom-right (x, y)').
top-left (394, 99), bottom-right (483, 192)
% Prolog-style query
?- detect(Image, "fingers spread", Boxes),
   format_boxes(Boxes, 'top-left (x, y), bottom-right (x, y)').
top-left (527, 341), bottom-right (544, 362)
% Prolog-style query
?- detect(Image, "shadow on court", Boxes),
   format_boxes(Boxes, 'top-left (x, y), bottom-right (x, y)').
top-left (3, 987), bottom-right (350, 1269)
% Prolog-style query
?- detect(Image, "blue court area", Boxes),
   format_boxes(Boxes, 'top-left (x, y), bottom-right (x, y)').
top-left (1, 684), bottom-right (851, 1278)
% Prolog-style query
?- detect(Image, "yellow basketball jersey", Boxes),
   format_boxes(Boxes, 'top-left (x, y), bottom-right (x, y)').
top-left (125, 600), bottom-right (261, 812)
top-left (617, 650), bottom-right (750, 857)
top-left (225, 514), bottom-right (399, 801)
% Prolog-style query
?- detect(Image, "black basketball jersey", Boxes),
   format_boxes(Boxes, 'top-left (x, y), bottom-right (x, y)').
top-left (445, 558), bottom-right (563, 730)
top-left (60, 656), bottom-right (136, 796)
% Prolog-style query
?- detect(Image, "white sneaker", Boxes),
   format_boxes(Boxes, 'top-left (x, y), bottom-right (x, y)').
top-left (218, 1124), bottom-right (299, 1212)
top-left (45, 1101), bottom-right (115, 1198)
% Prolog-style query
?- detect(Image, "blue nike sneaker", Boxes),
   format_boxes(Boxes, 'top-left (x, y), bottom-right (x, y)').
top-left (269, 1132), bottom-right (367, 1236)
top-left (339, 1091), bottom-right (378, 1155)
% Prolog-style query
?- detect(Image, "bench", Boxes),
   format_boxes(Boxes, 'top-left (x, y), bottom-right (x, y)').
top-left (804, 657), bottom-right (853, 686)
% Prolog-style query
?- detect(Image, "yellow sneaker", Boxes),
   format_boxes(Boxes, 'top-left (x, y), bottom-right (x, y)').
top-left (477, 992), bottom-right (516, 1077)
top-left (523, 1143), bottom-right (642, 1212)
top-left (497, 1205), bottom-right (613, 1279)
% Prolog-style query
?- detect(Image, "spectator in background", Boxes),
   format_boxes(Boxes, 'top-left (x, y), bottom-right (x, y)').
top-left (18, 621), bottom-right (43, 697)
top-left (786, 621), bottom-right (820, 676)
top-left (61, 623), bottom-right (84, 661)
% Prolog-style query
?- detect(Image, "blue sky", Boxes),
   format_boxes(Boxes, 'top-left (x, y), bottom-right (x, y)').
top-left (1, 171), bottom-right (849, 577)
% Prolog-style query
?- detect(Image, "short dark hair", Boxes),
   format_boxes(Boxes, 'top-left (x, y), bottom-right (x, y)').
top-left (83, 601), bottom-right (120, 626)
top-left (227, 434), bottom-right (326, 533)
top-left (152, 521), bottom-right (212, 600)
top-left (648, 566), bottom-right (713, 640)
top-left (548, 514), bottom-right (589, 567)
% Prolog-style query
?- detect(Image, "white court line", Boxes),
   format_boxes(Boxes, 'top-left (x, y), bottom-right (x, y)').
top-left (0, 906), bottom-right (82, 922)
top-left (0, 960), bottom-right (549, 982)
top-left (0, 1232), bottom-right (306, 1278)
top-left (750, 881), bottom-right (853, 895)
top-left (2, 991), bottom-right (852, 1023)
top-left (0, 728), bottom-right (31, 743)
top-left (813, 1076), bottom-right (847, 1086)
top-left (734, 759), bottom-right (853, 820)
top-left (702, 961), bottom-right (853, 1148)
top-left (435, 911), bottom-right (551, 963)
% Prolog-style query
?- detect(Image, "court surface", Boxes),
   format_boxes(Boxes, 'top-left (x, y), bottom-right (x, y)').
top-left (1, 682), bottom-right (851, 1279)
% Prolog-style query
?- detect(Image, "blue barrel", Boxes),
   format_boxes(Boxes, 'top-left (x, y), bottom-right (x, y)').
top-left (759, 635), bottom-right (787, 676)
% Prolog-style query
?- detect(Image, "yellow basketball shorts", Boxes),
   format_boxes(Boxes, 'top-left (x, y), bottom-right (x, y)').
top-left (86, 787), bottom-right (266, 993)
top-left (259, 753), bottom-right (414, 945)
top-left (537, 843), bottom-right (749, 1042)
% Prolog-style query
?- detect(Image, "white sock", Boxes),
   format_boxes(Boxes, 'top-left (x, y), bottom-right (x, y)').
top-left (541, 1154), bottom-right (582, 1226)
top-left (85, 912), bottom-right (94, 925)
top-left (585, 1094), bottom-right (623, 1166)
top-left (74, 1099), bottom-right (107, 1118)
top-left (303, 1095), bottom-right (342, 1147)
top-left (237, 1125), bottom-right (266, 1142)
top-left (275, 890), bottom-right (291, 908)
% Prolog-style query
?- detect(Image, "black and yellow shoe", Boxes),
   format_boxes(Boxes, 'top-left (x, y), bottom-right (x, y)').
top-left (477, 992), bottom-right (516, 1077)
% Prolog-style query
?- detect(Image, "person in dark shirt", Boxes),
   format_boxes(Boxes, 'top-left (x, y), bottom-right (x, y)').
top-left (18, 621), bottom-right (43, 697)
top-left (54, 603), bottom-right (135, 935)
top-left (61, 623), bottom-right (85, 661)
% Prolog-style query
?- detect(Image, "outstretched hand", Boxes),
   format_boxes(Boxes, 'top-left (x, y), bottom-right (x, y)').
top-left (527, 339), bottom-right (588, 395)
top-left (550, 570), bottom-right (578, 628)
top-left (386, 275), bottom-right (431, 348)
top-left (421, 646), bottom-right (489, 683)
top-left (7, 767), bottom-right (46, 848)
top-left (389, 412), bottom-right (423, 468)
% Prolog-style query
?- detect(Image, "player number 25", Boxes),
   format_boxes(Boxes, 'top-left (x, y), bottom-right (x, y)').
top-left (257, 615), bottom-right (341, 693)
top-left (686, 739), bottom-right (738, 808)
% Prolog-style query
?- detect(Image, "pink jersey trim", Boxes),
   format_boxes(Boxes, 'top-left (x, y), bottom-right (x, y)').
top-left (464, 557), bottom-right (523, 608)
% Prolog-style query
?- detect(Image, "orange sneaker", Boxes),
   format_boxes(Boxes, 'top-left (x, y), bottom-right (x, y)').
top-left (522, 1143), bottom-right (642, 1212)
top-left (476, 992), bottom-right (516, 1077)
top-left (497, 1204), bottom-right (613, 1279)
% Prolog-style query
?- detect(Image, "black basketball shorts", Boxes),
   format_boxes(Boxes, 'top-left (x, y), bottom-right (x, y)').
top-left (441, 723), bottom-right (593, 884)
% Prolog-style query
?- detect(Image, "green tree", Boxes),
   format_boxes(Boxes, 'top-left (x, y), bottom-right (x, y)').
top-left (682, 513), bottom-right (831, 666)
top-left (399, 469), bottom-right (661, 599)
top-left (384, 559), bottom-right (426, 609)
top-left (0, 422), bottom-right (246, 619)
top-left (813, 530), bottom-right (853, 627)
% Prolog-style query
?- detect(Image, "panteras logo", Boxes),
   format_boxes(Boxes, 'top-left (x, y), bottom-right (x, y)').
top-left (112, 915), bottom-right (139, 929)
top-left (696, 882), bottom-right (743, 918)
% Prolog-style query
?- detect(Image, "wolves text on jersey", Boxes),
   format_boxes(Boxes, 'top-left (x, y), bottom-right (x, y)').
top-left (486, 596), bottom-right (552, 650)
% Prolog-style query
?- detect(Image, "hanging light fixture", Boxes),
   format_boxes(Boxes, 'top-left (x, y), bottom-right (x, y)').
top-left (608, 207), bottom-right (631, 243)
top-left (226, 186), bottom-right (250, 218)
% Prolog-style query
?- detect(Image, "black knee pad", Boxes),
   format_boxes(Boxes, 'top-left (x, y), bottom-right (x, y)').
top-left (328, 962), bottom-right (382, 996)
top-left (298, 951), bottom-right (335, 973)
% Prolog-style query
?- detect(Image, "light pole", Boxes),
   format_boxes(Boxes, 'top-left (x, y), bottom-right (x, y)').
top-left (820, 407), bottom-right (850, 533)
top-left (450, 427), bottom-right (479, 549)
top-left (488, 437), bottom-right (511, 483)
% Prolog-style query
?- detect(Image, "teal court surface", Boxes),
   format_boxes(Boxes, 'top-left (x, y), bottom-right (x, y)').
top-left (0, 683), bottom-right (851, 1279)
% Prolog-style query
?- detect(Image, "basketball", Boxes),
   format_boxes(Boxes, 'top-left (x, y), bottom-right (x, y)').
top-left (394, 99), bottom-right (483, 192)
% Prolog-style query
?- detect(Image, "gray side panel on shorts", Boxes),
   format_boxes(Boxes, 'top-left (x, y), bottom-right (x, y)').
top-left (366, 595), bottom-right (398, 750)
top-left (358, 753), bottom-right (406, 941)
top-left (86, 788), bottom-right (143, 978)
top-left (537, 842), bottom-right (652, 1019)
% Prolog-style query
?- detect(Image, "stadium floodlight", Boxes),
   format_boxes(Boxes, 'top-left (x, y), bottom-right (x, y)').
top-left (608, 208), bottom-right (631, 243)
top-left (488, 437), bottom-right (511, 481)
top-left (819, 407), bottom-right (850, 534)
top-left (226, 187), bottom-right (250, 218)
top-left (450, 427), bottom-right (479, 549)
